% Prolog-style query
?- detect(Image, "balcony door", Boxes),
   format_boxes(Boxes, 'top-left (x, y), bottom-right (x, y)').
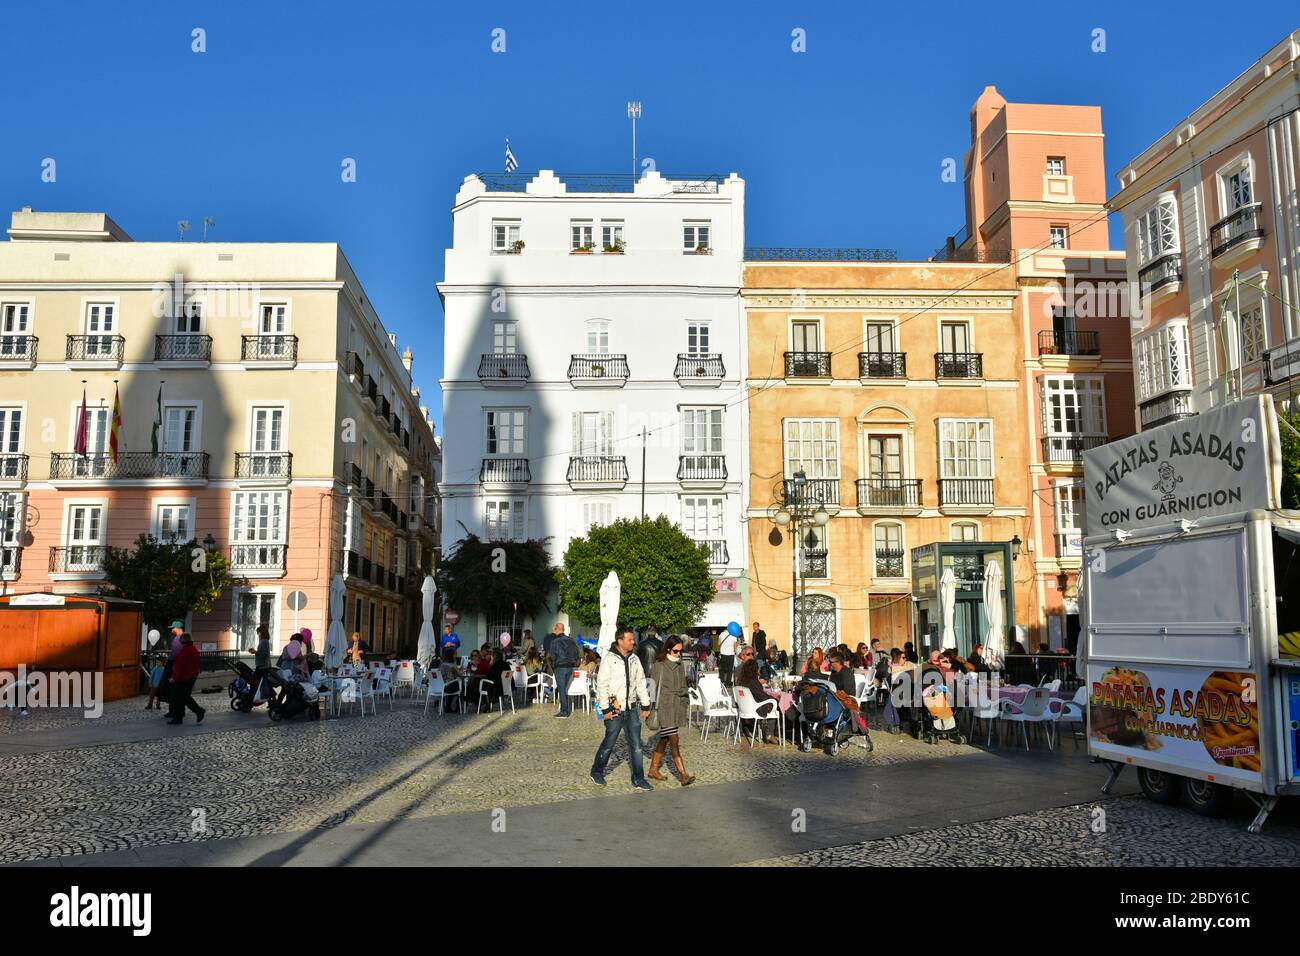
top-left (235, 591), bottom-right (275, 653)
top-left (66, 504), bottom-right (104, 568)
top-left (940, 321), bottom-right (969, 355)
top-left (73, 407), bottom-right (110, 477)
top-left (868, 435), bottom-right (903, 481)
top-left (250, 407), bottom-right (284, 477)
top-left (1, 304), bottom-right (30, 356)
top-left (864, 322), bottom-right (895, 354)
top-left (574, 411), bottom-right (613, 457)
top-left (791, 320), bottom-right (820, 353)
top-left (162, 406), bottom-right (197, 475)
top-left (84, 303), bottom-right (116, 356)
top-left (0, 408), bottom-right (22, 477)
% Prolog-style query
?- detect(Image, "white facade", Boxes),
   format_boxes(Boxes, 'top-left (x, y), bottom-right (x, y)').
top-left (438, 170), bottom-right (747, 641)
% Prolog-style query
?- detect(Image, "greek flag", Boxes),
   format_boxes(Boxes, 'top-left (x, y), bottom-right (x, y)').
top-left (504, 138), bottom-right (518, 173)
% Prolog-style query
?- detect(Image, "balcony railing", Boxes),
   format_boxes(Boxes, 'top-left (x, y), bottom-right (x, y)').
top-left (66, 334), bottom-right (125, 363)
top-left (874, 548), bottom-right (906, 579)
top-left (567, 455), bottom-right (628, 484)
top-left (1138, 253), bottom-right (1183, 295)
top-left (365, 376), bottom-right (379, 405)
top-left (347, 462), bottom-right (363, 488)
top-left (858, 351), bottom-right (906, 378)
top-left (1139, 390), bottom-right (1194, 430)
top-left (346, 550), bottom-right (361, 577)
top-left (677, 455), bottom-right (728, 482)
top-left (229, 544), bottom-right (286, 573)
top-left (0, 335), bottom-right (37, 363)
top-left (1041, 434), bottom-right (1107, 465)
top-left (674, 353), bottom-right (725, 381)
top-left (1037, 330), bottom-right (1099, 357)
top-left (0, 454), bottom-right (30, 483)
top-left (938, 478), bottom-right (994, 507)
top-left (699, 539), bottom-right (729, 565)
top-left (1210, 204), bottom-right (1264, 259)
top-left (567, 354), bottom-right (630, 382)
top-left (744, 247), bottom-right (897, 262)
top-left (783, 477), bottom-right (840, 508)
top-left (154, 334), bottom-right (213, 362)
top-left (49, 451), bottom-right (210, 480)
top-left (0, 546), bottom-right (20, 575)
top-left (479, 458), bottom-right (532, 484)
top-left (240, 335), bottom-right (298, 363)
top-left (49, 545), bottom-right (106, 573)
top-left (379, 396), bottom-right (391, 420)
top-left (346, 351), bottom-right (365, 379)
top-left (800, 549), bottom-right (829, 578)
top-left (935, 352), bottom-right (983, 378)
top-left (855, 478), bottom-right (922, 509)
top-left (234, 452), bottom-right (293, 480)
top-left (784, 351), bottom-right (832, 378)
top-left (478, 353), bottom-right (531, 381)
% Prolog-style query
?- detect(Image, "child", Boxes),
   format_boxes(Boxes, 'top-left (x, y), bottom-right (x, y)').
top-left (146, 655), bottom-right (166, 710)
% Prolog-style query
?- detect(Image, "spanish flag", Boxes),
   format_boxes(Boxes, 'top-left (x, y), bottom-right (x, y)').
top-left (109, 383), bottom-right (123, 464)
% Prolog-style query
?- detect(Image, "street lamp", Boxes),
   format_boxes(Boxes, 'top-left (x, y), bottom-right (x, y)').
top-left (1010, 534), bottom-right (1022, 562)
top-left (202, 533), bottom-right (216, 553)
top-left (767, 468), bottom-right (830, 675)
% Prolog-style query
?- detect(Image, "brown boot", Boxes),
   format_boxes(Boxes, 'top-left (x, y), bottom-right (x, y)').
top-left (647, 740), bottom-right (668, 780)
top-left (671, 752), bottom-right (696, 786)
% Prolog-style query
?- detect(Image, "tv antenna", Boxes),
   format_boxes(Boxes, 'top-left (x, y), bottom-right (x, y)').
top-left (177, 220), bottom-right (190, 242)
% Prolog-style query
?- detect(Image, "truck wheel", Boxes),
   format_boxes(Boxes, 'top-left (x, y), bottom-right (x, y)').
top-left (1137, 767), bottom-right (1183, 805)
top-left (1184, 779), bottom-right (1233, 817)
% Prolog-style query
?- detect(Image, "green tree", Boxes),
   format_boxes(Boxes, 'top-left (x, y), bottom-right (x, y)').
top-left (558, 516), bottom-right (715, 632)
top-left (1281, 408), bottom-right (1300, 509)
top-left (102, 534), bottom-right (234, 634)
top-left (435, 535), bottom-right (555, 619)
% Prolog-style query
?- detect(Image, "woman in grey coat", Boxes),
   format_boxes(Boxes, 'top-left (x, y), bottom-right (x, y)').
top-left (647, 635), bottom-right (695, 785)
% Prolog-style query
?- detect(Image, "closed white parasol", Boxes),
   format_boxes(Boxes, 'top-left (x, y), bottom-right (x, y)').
top-left (982, 560), bottom-right (1005, 667)
top-left (597, 571), bottom-right (620, 655)
top-left (416, 575), bottom-right (438, 670)
top-left (939, 567), bottom-right (957, 650)
top-left (325, 572), bottom-right (348, 669)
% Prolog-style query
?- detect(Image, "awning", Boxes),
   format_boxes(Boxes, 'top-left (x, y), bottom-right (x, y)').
top-left (694, 591), bottom-right (744, 629)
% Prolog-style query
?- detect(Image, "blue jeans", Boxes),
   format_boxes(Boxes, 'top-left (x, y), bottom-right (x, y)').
top-left (591, 710), bottom-right (646, 783)
top-left (554, 667), bottom-right (574, 714)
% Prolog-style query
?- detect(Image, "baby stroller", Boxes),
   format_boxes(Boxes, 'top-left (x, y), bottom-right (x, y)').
top-left (920, 683), bottom-right (965, 745)
top-left (262, 669), bottom-right (321, 722)
top-left (227, 660), bottom-right (268, 713)
top-left (796, 680), bottom-right (872, 755)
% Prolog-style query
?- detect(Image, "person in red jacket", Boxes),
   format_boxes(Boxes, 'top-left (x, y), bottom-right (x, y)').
top-left (166, 633), bottom-right (206, 725)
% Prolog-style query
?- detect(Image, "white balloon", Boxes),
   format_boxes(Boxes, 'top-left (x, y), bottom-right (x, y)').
top-left (147, 629), bottom-right (161, 646)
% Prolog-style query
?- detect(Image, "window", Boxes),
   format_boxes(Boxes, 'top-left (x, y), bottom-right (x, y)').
top-left (232, 491), bottom-right (285, 545)
top-left (1137, 195), bottom-right (1179, 263)
top-left (1046, 157), bottom-right (1066, 176)
top-left (791, 320), bottom-right (820, 352)
top-left (492, 321), bottom-right (517, 354)
top-left (687, 322), bottom-right (711, 355)
top-left (485, 409), bottom-right (526, 455)
top-left (1239, 305), bottom-right (1266, 364)
top-left (783, 419), bottom-right (840, 479)
top-left (65, 503), bottom-right (105, 567)
top-left (951, 521), bottom-right (979, 542)
top-left (585, 320), bottom-right (610, 354)
top-left (72, 406), bottom-right (110, 476)
top-left (250, 407), bottom-right (284, 452)
top-left (259, 303), bottom-right (288, 334)
top-left (570, 221), bottom-right (594, 251)
top-left (0, 407), bottom-right (23, 465)
top-left (1049, 226), bottom-right (1069, 250)
top-left (492, 220), bottom-right (521, 252)
top-left (1055, 483), bottom-right (1083, 556)
top-left (940, 321), bottom-right (970, 354)
top-left (681, 407), bottom-right (724, 454)
top-left (0, 491), bottom-right (23, 562)
top-left (873, 523), bottom-right (905, 578)
top-left (1, 303), bottom-right (31, 356)
top-left (1222, 162), bottom-right (1253, 213)
top-left (164, 405), bottom-right (197, 452)
top-left (1135, 321), bottom-right (1192, 401)
top-left (601, 221), bottom-right (624, 250)
top-left (683, 222), bottom-right (710, 252)
top-left (868, 435), bottom-right (903, 479)
top-left (681, 497), bottom-right (724, 540)
top-left (175, 300), bottom-right (202, 334)
top-left (938, 419), bottom-right (994, 478)
top-left (484, 498), bottom-right (526, 541)
top-left (583, 499), bottom-right (613, 534)
top-left (84, 302), bottom-right (116, 356)
top-left (154, 502), bottom-right (192, 542)
top-left (864, 321), bottom-right (895, 353)
top-left (1041, 376), bottom-right (1106, 436)
top-left (574, 411), bottom-right (614, 455)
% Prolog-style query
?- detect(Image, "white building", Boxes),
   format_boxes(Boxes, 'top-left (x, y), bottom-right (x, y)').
top-left (437, 170), bottom-right (747, 645)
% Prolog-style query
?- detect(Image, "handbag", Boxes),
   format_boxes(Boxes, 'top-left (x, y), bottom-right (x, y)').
top-left (646, 668), bottom-right (662, 732)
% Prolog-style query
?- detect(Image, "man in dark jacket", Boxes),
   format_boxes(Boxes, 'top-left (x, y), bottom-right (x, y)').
top-left (752, 622), bottom-right (767, 661)
top-left (549, 623), bottom-right (580, 717)
top-left (166, 633), bottom-right (206, 725)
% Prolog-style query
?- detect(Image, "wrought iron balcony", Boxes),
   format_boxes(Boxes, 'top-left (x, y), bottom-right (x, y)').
top-left (782, 477), bottom-right (839, 508)
top-left (674, 353), bottom-right (725, 382)
top-left (154, 334), bottom-right (213, 362)
top-left (1041, 434), bottom-right (1107, 465)
top-left (855, 478), bottom-right (922, 510)
top-left (0, 335), bottom-right (37, 363)
top-left (0, 546), bottom-right (20, 575)
top-left (1138, 253), bottom-right (1183, 296)
top-left (365, 375), bottom-right (379, 404)
top-left (858, 351), bottom-right (906, 378)
top-left (935, 352), bottom-right (983, 378)
top-left (345, 550), bottom-right (361, 577)
top-left (938, 478), bottom-right (995, 508)
top-left (698, 539), bottom-right (729, 565)
top-left (1210, 204), bottom-right (1264, 260)
top-left (567, 353), bottom-right (630, 384)
top-left (0, 454), bottom-right (30, 483)
top-left (346, 351), bottom-right (365, 380)
top-left (477, 171), bottom-right (726, 194)
top-left (228, 543), bottom-right (286, 573)
top-left (478, 353), bottom-right (531, 382)
top-left (234, 452), bottom-right (293, 480)
top-left (361, 555), bottom-right (372, 580)
top-left (745, 247), bottom-right (897, 262)
top-left (347, 462), bottom-right (363, 488)
top-left (1139, 390), bottom-right (1194, 430)
top-left (567, 455), bottom-right (629, 486)
top-left (800, 548), bottom-right (829, 578)
top-left (784, 351), bottom-right (832, 378)
top-left (874, 548), bottom-right (906, 579)
top-left (49, 451), bottom-right (210, 480)
top-left (479, 458), bottom-right (532, 484)
top-left (677, 455), bottom-right (728, 483)
top-left (379, 395), bottom-right (391, 420)
top-left (49, 545), bottom-right (106, 573)
top-left (1037, 330), bottom-right (1099, 357)
top-left (240, 334), bottom-right (298, 363)
top-left (66, 334), bottom-right (125, 364)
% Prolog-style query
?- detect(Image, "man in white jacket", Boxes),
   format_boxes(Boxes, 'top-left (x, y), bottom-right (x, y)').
top-left (590, 627), bottom-right (653, 790)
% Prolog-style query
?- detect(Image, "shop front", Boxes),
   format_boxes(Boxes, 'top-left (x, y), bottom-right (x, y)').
top-left (910, 540), bottom-right (1015, 657)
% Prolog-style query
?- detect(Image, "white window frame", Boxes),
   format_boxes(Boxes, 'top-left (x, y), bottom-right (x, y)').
top-left (582, 498), bottom-right (615, 534)
top-left (255, 300), bottom-right (291, 335)
top-left (60, 497), bottom-right (108, 574)
top-left (150, 497), bottom-right (198, 543)
top-left (680, 496), bottom-right (725, 541)
top-left (863, 318), bottom-right (898, 354)
top-left (600, 220), bottom-right (624, 250)
top-left (1, 300), bottom-right (34, 355)
top-left (0, 405), bottom-right (25, 457)
top-left (491, 320), bottom-right (518, 355)
top-left (1046, 157), bottom-right (1065, 176)
top-left (1041, 375), bottom-right (1107, 436)
top-left (872, 521), bottom-right (906, 579)
top-left (247, 403), bottom-right (287, 453)
top-left (800, 522), bottom-right (830, 579)
top-left (585, 319), bottom-right (610, 355)
top-left (80, 298), bottom-right (119, 358)
top-left (681, 406), bottom-right (724, 455)
top-left (686, 321), bottom-right (711, 355)
top-left (950, 521), bottom-right (980, 542)
top-left (570, 220), bottom-right (594, 251)
top-left (484, 497), bottom-right (526, 542)
top-left (492, 220), bottom-right (522, 252)
top-left (683, 221), bottom-right (711, 252)
top-left (1049, 226), bottom-right (1069, 250)
top-left (782, 418), bottom-right (840, 480)
top-left (1216, 153), bottom-right (1255, 216)
top-left (1135, 319), bottom-right (1192, 401)
top-left (1135, 192), bottom-right (1180, 265)
top-left (484, 407), bottom-right (528, 456)
top-left (938, 419), bottom-right (994, 479)
top-left (1053, 481), bottom-right (1084, 557)
top-left (0, 491), bottom-right (25, 549)
top-left (230, 490), bottom-right (287, 545)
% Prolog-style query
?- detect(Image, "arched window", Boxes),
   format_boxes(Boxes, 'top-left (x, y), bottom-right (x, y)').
top-left (951, 521), bottom-right (979, 542)
top-left (792, 594), bottom-right (837, 661)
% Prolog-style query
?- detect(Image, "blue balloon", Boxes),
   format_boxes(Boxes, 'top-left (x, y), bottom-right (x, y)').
top-left (726, 621), bottom-right (742, 637)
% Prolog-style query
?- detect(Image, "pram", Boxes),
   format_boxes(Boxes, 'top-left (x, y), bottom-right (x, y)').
top-left (261, 669), bottom-right (321, 722)
top-left (796, 679), bottom-right (872, 756)
top-left (226, 660), bottom-right (268, 713)
top-left (920, 683), bottom-right (965, 745)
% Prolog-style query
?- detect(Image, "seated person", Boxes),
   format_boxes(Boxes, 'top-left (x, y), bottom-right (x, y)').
top-left (827, 651), bottom-right (857, 696)
top-left (577, 650), bottom-right (599, 676)
top-left (438, 649), bottom-right (464, 711)
top-left (522, 649), bottom-right (542, 676)
top-left (735, 646), bottom-right (780, 744)
top-left (967, 642), bottom-right (992, 674)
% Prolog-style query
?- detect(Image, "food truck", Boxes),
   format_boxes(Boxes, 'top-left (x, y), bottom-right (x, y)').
top-left (1080, 395), bottom-right (1299, 832)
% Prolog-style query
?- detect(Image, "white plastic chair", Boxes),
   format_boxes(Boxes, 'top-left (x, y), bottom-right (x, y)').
top-left (734, 686), bottom-right (784, 748)
top-left (698, 677), bottom-right (737, 742)
top-left (1040, 677), bottom-right (1062, 692)
top-left (393, 661), bottom-right (416, 697)
top-left (687, 685), bottom-right (703, 727)
top-left (498, 672), bottom-right (517, 715)
top-left (372, 667), bottom-right (395, 711)
top-left (999, 688), bottom-right (1056, 750)
top-left (853, 673), bottom-right (875, 711)
top-left (527, 671), bottom-right (555, 706)
top-left (512, 665), bottom-right (528, 700)
top-left (567, 671), bottom-right (591, 715)
top-left (1055, 685), bottom-right (1088, 747)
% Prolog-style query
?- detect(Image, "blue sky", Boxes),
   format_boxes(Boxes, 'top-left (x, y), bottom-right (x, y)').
top-left (2, 1), bottom-right (1296, 428)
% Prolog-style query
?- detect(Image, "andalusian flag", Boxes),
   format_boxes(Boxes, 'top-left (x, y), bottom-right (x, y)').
top-left (150, 384), bottom-right (163, 455)
top-left (73, 387), bottom-right (89, 459)
top-left (109, 384), bottom-right (123, 464)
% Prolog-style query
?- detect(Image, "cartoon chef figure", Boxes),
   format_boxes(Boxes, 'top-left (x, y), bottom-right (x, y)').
top-left (1151, 461), bottom-right (1183, 500)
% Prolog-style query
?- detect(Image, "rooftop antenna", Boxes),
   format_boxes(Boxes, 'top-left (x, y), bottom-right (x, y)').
top-left (177, 220), bottom-right (190, 242)
top-left (627, 101), bottom-right (641, 183)
top-left (202, 217), bottom-right (214, 242)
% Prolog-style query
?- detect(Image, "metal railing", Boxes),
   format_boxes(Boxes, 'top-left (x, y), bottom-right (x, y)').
top-left (858, 351), bottom-right (906, 378)
top-left (1001, 653), bottom-right (1083, 693)
top-left (347, 463), bottom-right (363, 488)
top-left (699, 539), bottom-right (729, 565)
top-left (567, 354), bottom-right (630, 380)
top-left (228, 544), bottom-right (286, 572)
top-left (234, 452), bottom-right (293, 480)
top-left (874, 548), bottom-right (906, 578)
top-left (1139, 390), bottom-right (1194, 430)
top-left (677, 455), bottom-right (728, 482)
top-left (50, 451), bottom-right (210, 480)
top-left (479, 353), bottom-right (531, 380)
top-left (365, 376), bottom-right (379, 404)
top-left (938, 478), bottom-right (994, 507)
top-left (1138, 253), bottom-right (1182, 295)
top-left (930, 246), bottom-right (1013, 263)
top-left (49, 545), bottom-right (106, 573)
top-left (0, 335), bottom-right (37, 362)
top-left (240, 335), bottom-right (298, 363)
top-left (0, 454), bottom-right (30, 483)
top-left (935, 352), bottom-right (983, 378)
top-left (66, 334), bottom-right (125, 363)
top-left (346, 351), bottom-right (365, 379)
top-left (1037, 330), bottom-right (1099, 356)
top-left (855, 477), bottom-right (922, 509)
top-left (1210, 204), bottom-right (1264, 259)
top-left (566, 455), bottom-right (628, 484)
top-left (379, 395), bottom-right (391, 420)
top-left (783, 477), bottom-right (839, 507)
top-left (480, 458), bottom-right (532, 483)
top-left (1041, 434), bottom-right (1106, 465)
top-left (784, 351), bottom-right (832, 377)
top-left (476, 172), bottom-right (725, 193)
top-left (154, 334), bottom-right (213, 362)
top-left (674, 353), bottom-right (725, 379)
top-left (800, 549), bottom-right (829, 578)
top-left (745, 246), bottom-right (897, 262)
top-left (0, 546), bottom-right (20, 574)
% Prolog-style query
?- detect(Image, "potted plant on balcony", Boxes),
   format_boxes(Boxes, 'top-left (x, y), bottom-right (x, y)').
top-left (1041, 342), bottom-right (1060, 355)
top-left (589, 363), bottom-right (606, 377)
top-left (603, 238), bottom-right (625, 254)
top-left (510, 239), bottom-right (525, 254)
top-left (572, 244), bottom-right (594, 254)
top-left (694, 243), bottom-right (710, 255)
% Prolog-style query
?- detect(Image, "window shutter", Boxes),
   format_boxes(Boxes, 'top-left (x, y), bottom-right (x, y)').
top-left (571, 412), bottom-right (581, 455)
top-left (599, 412), bottom-right (613, 455)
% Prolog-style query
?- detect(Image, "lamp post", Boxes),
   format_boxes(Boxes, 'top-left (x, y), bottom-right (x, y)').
top-left (770, 468), bottom-right (829, 675)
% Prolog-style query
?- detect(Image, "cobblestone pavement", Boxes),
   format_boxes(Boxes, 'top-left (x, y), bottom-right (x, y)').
top-left (743, 794), bottom-right (1300, 866)
top-left (0, 694), bottom-right (976, 863)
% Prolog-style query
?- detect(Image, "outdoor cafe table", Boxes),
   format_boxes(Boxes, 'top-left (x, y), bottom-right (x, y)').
top-left (995, 684), bottom-right (1069, 707)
